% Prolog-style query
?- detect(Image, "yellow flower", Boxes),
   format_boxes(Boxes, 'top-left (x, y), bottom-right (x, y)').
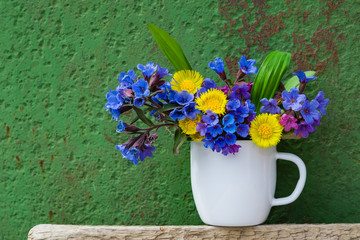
top-left (178, 115), bottom-right (201, 135)
top-left (171, 70), bottom-right (204, 94)
top-left (190, 132), bottom-right (204, 141)
top-left (249, 113), bottom-right (284, 148)
top-left (195, 89), bottom-right (228, 115)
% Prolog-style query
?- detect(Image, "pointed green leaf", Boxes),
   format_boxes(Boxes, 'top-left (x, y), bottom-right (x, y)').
top-left (157, 103), bottom-right (179, 113)
top-left (251, 51), bottom-right (291, 112)
top-left (284, 71), bottom-right (316, 91)
top-left (133, 107), bottom-right (154, 127)
top-left (147, 24), bottom-right (192, 71)
top-left (173, 128), bottom-right (187, 155)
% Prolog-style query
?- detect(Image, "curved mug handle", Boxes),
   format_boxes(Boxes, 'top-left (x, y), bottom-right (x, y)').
top-left (272, 152), bottom-right (307, 206)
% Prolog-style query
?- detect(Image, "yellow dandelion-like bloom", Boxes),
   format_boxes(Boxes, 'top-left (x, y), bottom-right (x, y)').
top-left (190, 132), bottom-right (205, 142)
top-left (249, 113), bottom-right (284, 148)
top-left (171, 70), bottom-right (204, 94)
top-left (195, 89), bottom-right (228, 115)
top-left (178, 115), bottom-right (201, 135)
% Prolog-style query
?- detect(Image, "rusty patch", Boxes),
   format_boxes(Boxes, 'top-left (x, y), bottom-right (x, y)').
top-left (51, 154), bottom-right (54, 163)
top-left (63, 136), bottom-right (66, 143)
top-left (321, 0), bottom-right (345, 22)
top-left (15, 155), bottom-right (22, 168)
top-left (49, 211), bottom-right (54, 222)
top-left (6, 126), bottom-right (10, 138)
top-left (104, 132), bottom-right (115, 144)
top-left (39, 160), bottom-right (45, 173)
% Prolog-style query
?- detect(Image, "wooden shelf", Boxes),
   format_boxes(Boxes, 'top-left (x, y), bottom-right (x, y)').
top-left (28, 224), bottom-right (360, 240)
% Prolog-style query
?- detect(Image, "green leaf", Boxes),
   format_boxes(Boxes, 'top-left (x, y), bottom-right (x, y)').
top-left (147, 24), bottom-right (192, 71)
top-left (283, 71), bottom-right (316, 91)
top-left (173, 128), bottom-right (187, 155)
top-left (157, 103), bottom-right (179, 113)
top-left (251, 51), bottom-right (291, 112)
top-left (133, 107), bottom-right (154, 127)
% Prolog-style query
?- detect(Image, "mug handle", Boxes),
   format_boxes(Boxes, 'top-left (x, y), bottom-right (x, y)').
top-left (272, 152), bottom-right (307, 206)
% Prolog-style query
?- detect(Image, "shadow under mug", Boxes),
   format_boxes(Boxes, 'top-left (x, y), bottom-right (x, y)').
top-left (190, 140), bottom-right (306, 227)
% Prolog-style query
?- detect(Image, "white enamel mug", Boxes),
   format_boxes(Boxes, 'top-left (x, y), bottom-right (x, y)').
top-left (190, 140), bottom-right (306, 226)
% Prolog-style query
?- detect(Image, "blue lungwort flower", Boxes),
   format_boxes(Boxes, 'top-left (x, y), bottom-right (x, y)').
top-left (238, 56), bottom-right (258, 75)
top-left (282, 87), bottom-right (306, 111)
top-left (174, 91), bottom-right (194, 105)
top-left (169, 108), bottom-right (186, 121)
top-left (184, 102), bottom-right (201, 120)
top-left (134, 97), bottom-right (145, 107)
top-left (293, 71), bottom-right (317, 84)
top-left (132, 79), bottom-right (150, 97)
top-left (116, 120), bottom-right (126, 133)
top-left (137, 62), bottom-right (156, 78)
top-left (117, 70), bottom-right (136, 87)
top-left (300, 100), bottom-right (321, 124)
top-left (222, 114), bottom-right (235, 126)
top-left (315, 91), bottom-right (330, 115)
top-left (202, 110), bottom-right (219, 126)
top-left (260, 98), bottom-right (281, 114)
top-left (208, 57), bottom-right (225, 74)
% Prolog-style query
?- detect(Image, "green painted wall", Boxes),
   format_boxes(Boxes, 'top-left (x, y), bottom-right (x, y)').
top-left (0, 0), bottom-right (359, 239)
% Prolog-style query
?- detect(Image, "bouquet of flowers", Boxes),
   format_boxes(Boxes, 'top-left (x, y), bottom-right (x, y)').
top-left (105, 25), bottom-right (329, 165)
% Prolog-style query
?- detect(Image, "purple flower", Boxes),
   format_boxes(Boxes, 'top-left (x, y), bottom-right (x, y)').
top-left (282, 87), bottom-right (306, 111)
top-left (208, 57), bottom-right (225, 74)
top-left (184, 102), bottom-right (201, 120)
top-left (156, 63), bottom-right (170, 79)
top-left (174, 91), bottom-right (194, 105)
top-left (245, 100), bottom-right (256, 114)
top-left (137, 62), bottom-right (156, 78)
top-left (118, 70), bottom-right (136, 87)
top-left (105, 89), bottom-right (124, 110)
top-left (294, 122), bottom-right (314, 138)
top-left (116, 120), bottom-right (126, 133)
top-left (202, 78), bottom-right (217, 89)
top-left (236, 124), bottom-right (249, 138)
top-left (202, 110), bottom-right (219, 126)
top-left (207, 124), bottom-right (223, 137)
top-left (229, 85), bottom-right (251, 100)
top-left (260, 98), bottom-right (281, 114)
top-left (237, 104), bottom-right (250, 118)
top-left (279, 114), bottom-right (298, 132)
top-left (238, 56), bottom-right (258, 75)
top-left (216, 86), bottom-right (230, 95)
top-left (169, 108), bottom-right (185, 121)
top-left (196, 123), bottom-right (207, 136)
top-left (224, 133), bottom-right (237, 145)
top-left (301, 100), bottom-right (321, 124)
top-left (293, 71), bottom-right (317, 84)
top-left (132, 79), bottom-right (150, 97)
top-left (139, 144), bottom-right (156, 162)
top-left (226, 99), bottom-right (241, 111)
top-left (134, 97), bottom-right (145, 107)
top-left (315, 91), bottom-right (330, 115)
top-left (223, 123), bottom-right (236, 133)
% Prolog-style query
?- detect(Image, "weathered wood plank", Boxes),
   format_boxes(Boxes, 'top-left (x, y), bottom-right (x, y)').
top-left (28, 224), bottom-right (360, 240)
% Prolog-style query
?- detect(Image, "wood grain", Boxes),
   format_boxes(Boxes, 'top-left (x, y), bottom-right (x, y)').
top-left (28, 224), bottom-right (360, 240)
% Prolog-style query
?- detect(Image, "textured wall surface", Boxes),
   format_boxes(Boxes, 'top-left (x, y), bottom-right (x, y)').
top-left (0, 0), bottom-right (359, 239)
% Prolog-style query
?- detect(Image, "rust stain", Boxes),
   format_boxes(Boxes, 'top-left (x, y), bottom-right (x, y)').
top-left (51, 154), bottom-right (54, 163)
top-left (104, 132), bottom-right (115, 144)
top-left (32, 127), bottom-right (35, 136)
top-left (6, 126), bottom-right (10, 138)
top-left (49, 210), bottom-right (54, 222)
top-left (321, 0), bottom-right (345, 22)
top-left (63, 136), bottom-right (66, 143)
top-left (39, 160), bottom-right (45, 173)
top-left (302, 10), bottom-right (311, 23)
top-left (15, 155), bottom-right (22, 168)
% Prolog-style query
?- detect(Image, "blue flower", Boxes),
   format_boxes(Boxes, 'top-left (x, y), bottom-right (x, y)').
top-left (118, 70), bottom-right (136, 87)
top-left (155, 82), bottom-right (171, 101)
top-left (184, 102), bottom-right (201, 120)
top-left (293, 71), bottom-right (317, 84)
top-left (137, 62), bottom-right (156, 78)
top-left (156, 63), bottom-right (170, 79)
top-left (168, 90), bottom-right (177, 103)
top-left (301, 100), bottom-right (321, 124)
top-left (134, 97), bottom-right (145, 107)
top-left (238, 56), bottom-right (258, 75)
top-left (282, 87), bottom-right (306, 111)
top-left (315, 91), bottom-right (330, 115)
top-left (229, 85), bottom-right (251, 100)
top-left (260, 98), bottom-right (281, 114)
top-left (116, 144), bottom-right (139, 165)
top-left (203, 137), bottom-right (215, 150)
top-left (202, 110), bottom-right (219, 126)
top-left (223, 123), bottom-right (236, 133)
top-left (208, 57), bottom-right (225, 74)
top-left (237, 104), bottom-right (249, 118)
top-left (105, 89), bottom-right (123, 110)
top-left (169, 108), bottom-right (186, 121)
top-left (197, 78), bottom-right (216, 97)
top-left (116, 120), bottom-right (126, 133)
top-left (215, 136), bottom-right (226, 148)
top-left (174, 91), bottom-right (194, 105)
top-left (124, 97), bottom-right (132, 104)
top-left (236, 124), bottom-right (249, 138)
top-left (226, 99), bottom-right (241, 111)
top-left (132, 79), bottom-right (150, 97)
top-left (294, 122), bottom-right (314, 138)
top-left (109, 108), bottom-right (120, 121)
top-left (222, 114), bottom-right (235, 126)
top-left (207, 124), bottom-right (223, 137)
top-left (224, 133), bottom-right (236, 145)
